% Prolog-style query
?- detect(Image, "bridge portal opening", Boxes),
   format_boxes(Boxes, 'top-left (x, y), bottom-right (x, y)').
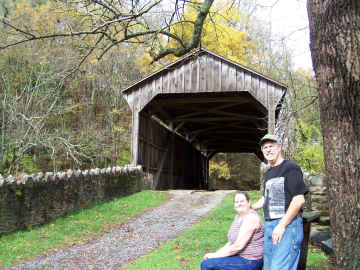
top-left (122, 48), bottom-right (286, 190)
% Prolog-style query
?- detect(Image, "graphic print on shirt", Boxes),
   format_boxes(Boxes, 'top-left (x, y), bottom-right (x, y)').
top-left (264, 177), bottom-right (285, 219)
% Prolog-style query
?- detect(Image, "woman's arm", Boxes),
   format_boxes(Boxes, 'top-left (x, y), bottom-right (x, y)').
top-left (206, 214), bottom-right (259, 258)
top-left (204, 242), bottom-right (231, 259)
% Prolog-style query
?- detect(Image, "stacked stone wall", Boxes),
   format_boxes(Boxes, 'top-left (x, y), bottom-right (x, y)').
top-left (0, 166), bottom-right (143, 236)
top-left (303, 173), bottom-right (330, 230)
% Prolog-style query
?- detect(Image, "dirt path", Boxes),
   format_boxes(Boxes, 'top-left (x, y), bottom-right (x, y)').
top-left (7, 190), bottom-right (235, 270)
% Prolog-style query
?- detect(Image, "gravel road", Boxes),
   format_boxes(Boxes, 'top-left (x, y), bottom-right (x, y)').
top-left (7, 190), bottom-right (235, 270)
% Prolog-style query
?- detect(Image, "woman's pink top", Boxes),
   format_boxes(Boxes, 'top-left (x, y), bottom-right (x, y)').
top-left (227, 210), bottom-right (264, 260)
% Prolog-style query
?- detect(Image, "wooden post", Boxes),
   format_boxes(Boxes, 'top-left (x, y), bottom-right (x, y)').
top-left (297, 211), bottom-right (321, 270)
top-left (131, 110), bottom-right (140, 166)
top-left (169, 133), bottom-right (175, 188)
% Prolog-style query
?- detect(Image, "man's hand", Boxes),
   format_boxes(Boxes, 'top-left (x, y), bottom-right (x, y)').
top-left (272, 223), bottom-right (286, 244)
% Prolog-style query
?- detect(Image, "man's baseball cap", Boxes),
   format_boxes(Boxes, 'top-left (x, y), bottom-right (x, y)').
top-left (259, 134), bottom-right (281, 146)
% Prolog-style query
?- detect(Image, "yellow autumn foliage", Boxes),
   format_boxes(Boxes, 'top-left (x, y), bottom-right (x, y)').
top-left (138, 0), bottom-right (255, 73)
top-left (209, 159), bottom-right (231, 180)
top-left (8, 1), bottom-right (79, 36)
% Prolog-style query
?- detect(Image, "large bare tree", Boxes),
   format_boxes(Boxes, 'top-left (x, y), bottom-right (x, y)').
top-left (307, 1), bottom-right (360, 269)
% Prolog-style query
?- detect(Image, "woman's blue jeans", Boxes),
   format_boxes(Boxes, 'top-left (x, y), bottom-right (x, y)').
top-left (200, 255), bottom-right (263, 270)
top-left (263, 216), bottom-right (303, 270)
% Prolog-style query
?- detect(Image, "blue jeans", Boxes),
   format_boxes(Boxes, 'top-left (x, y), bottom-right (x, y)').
top-left (201, 255), bottom-right (263, 270)
top-left (263, 216), bottom-right (303, 270)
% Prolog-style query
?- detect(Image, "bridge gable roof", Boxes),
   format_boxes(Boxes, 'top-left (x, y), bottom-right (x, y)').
top-left (122, 48), bottom-right (286, 114)
top-left (122, 48), bottom-right (287, 159)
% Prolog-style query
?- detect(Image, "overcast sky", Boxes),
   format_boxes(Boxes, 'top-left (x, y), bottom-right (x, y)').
top-left (257, 0), bottom-right (312, 70)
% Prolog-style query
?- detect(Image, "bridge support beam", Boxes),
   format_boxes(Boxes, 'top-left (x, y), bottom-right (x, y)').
top-left (133, 111), bottom-right (208, 190)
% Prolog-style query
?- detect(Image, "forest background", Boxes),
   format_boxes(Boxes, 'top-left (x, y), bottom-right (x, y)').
top-left (2, 0), bottom-right (360, 269)
top-left (0, 0), bottom-right (323, 178)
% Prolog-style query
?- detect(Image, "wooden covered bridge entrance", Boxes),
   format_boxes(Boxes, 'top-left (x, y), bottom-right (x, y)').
top-left (122, 48), bottom-right (286, 190)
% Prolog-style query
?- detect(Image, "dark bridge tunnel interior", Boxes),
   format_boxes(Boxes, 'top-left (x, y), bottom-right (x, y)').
top-left (122, 48), bottom-right (286, 190)
top-left (143, 91), bottom-right (268, 162)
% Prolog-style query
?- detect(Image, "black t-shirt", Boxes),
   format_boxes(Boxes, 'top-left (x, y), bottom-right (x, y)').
top-left (263, 160), bottom-right (308, 220)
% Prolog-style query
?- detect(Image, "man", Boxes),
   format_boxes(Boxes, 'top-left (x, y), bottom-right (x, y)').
top-left (251, 134), bottom-right (308, 270)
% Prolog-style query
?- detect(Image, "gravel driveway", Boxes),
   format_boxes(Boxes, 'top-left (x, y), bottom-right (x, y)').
top-left (7, 190), bottom-right (235, 270)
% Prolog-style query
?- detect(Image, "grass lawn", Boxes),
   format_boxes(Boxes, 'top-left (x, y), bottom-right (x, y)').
top-left (0, 190), bottom-right (168, 268)
top-left (0, 190), bottom-right (331, 269)
top-left (121, 190), bottom-right (331, 270)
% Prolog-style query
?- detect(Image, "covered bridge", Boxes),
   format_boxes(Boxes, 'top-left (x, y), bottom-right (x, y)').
top-left (122, 48), bottom-right (286, 190)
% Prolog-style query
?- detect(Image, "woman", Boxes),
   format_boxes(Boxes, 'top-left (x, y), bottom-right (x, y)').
top-left (201, 191), bottom-right (264, 270)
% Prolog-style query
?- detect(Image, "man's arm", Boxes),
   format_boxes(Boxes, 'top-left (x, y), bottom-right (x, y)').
top-left (250, 196), bottom-right (264, 210)
top-left (272, 194), bottom-right (305, 244)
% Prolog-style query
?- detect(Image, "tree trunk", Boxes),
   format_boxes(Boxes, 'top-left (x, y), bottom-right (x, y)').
top-left (307, 1), bottom-right (360, 269)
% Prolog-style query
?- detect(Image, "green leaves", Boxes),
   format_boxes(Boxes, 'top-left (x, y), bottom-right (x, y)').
top-left (294, 119), bottom-right (324, 174)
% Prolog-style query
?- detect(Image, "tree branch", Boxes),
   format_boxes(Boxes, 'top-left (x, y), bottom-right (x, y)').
top-left (0, 0), bottom-right (216, 67)
top-left (150, 0), bottom-right (215, 63)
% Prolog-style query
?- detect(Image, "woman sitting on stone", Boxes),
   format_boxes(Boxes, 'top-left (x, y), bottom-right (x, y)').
top-left (201, 191), bottom-right (264, 270)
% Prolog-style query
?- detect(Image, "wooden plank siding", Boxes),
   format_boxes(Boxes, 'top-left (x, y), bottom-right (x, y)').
top-left (212, 55), bottom-right (221, 91)
top-left (125, 53), bottom-right (284, 113)
top-left (138, 111), bottom-right (208, 190)
top-left (122, 48), bottom-right (286, 189)
top-left (236, 67), bottom-right (245, 91)
top-left (198, 56), bottom-right (205, 92)
top-left (126, 60), bottom-right (283, 116)
top-left (184, 59), bottom-right (192, 92)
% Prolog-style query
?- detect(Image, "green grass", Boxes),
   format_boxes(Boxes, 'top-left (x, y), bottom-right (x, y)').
top-left (122, 190), bottom-right (331, 270)
top-left (122, 190), bottom-right (261, 270)
top-left (0, 190), bottom-right (331, 269)
top-left (306, 246), bottom-right (332, 270)
top-left (0, 190), bottom-right (168, 268)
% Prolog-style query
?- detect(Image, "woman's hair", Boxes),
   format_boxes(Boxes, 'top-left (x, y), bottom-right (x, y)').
top-left (234, 191), bottom-right (250, 202)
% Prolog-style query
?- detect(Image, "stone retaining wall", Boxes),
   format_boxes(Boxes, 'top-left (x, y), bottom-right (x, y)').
top-left (0, 166), bottom-right (143, 236)
top-left (303, 173), bottom-right (330, 230)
